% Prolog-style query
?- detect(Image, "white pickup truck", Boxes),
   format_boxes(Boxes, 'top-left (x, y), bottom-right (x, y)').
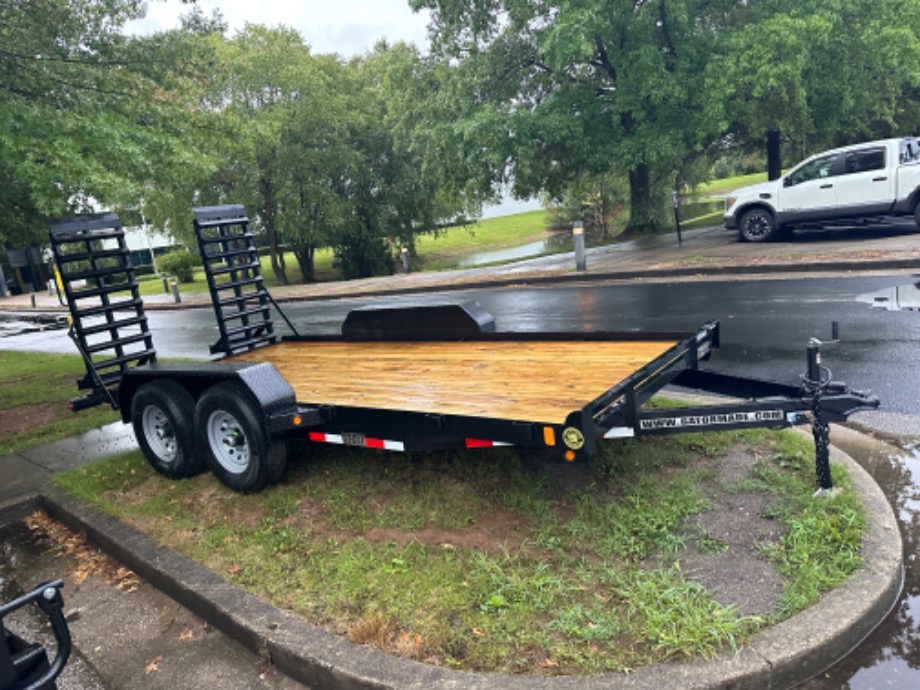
top-left (724, 137), bottom-right (920, 241)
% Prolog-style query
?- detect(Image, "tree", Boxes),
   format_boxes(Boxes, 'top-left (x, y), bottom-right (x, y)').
top-left (276, 42), bottom-right (464, 281)
top-left (0, 0), bottom-right (144, 245)
top-left (410, 0), bottom-right (727, 233)
top-left (0, 0), bottom-right (224, 247)
top-left (705, 0), bottom-right (920, 178)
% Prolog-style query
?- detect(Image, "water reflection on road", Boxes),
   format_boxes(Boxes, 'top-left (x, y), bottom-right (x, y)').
top-left (803, 440), bottom-right (920, 689)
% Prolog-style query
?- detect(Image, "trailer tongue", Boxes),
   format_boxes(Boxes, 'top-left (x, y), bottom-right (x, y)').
top-left (49, 207), bottom-right (879, 494)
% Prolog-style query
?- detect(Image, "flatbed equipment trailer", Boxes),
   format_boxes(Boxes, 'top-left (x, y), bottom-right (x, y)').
top-left (48, 206), bottom-right (879, 493)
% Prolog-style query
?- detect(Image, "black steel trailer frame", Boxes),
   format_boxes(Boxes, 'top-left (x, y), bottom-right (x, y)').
top-left (48, 206), bottom-right (879, 494)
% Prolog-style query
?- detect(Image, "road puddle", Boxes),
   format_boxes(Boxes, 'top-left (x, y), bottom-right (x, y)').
top-left (856, 282), bottom-right (920, 311)
top-left (0, 312), bottom-right (68, 337)
top-left (803, 438), bottom-right (920, 688)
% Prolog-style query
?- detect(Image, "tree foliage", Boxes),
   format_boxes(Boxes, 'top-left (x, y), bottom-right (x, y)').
top-left (706, 0), bottom-right (920, 177)
top-left (414, 0), bottom-right (920, 227)
top-left (411, 0), bottom-right (731, 232)
top-left (5, 0), bottom-right (920, 275)
top-left (0, 0), bottom-right (218, 247)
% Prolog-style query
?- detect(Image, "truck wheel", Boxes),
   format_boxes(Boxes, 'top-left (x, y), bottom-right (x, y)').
top-left (738, 208), bottom-right (778, 242)
top-left (195, 382), bottom-right (286, 493)
top-left (913, 203), bottom-right (920, 231)
top-left (131, 380), bottom-right (205, 479)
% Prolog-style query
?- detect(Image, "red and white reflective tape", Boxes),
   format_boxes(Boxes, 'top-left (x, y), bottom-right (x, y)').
top-left (464, 439), bottom-right (513, 449)
top-left (308, 431), bottom-right (404, 451)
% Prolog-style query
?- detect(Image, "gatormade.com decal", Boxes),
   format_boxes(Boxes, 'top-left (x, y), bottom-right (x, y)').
top-left (639, 410), bottom-right (785, 430)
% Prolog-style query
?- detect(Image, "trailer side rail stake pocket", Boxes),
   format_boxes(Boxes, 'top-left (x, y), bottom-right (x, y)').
top-left (50, 206), bottom-right (880, 494)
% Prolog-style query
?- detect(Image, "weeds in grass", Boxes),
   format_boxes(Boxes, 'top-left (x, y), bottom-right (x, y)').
top-left (53, 425), bottom-right (866, 675)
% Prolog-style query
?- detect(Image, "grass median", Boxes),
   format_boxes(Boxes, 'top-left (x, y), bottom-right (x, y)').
top-left (52, 425), bottom-right (864, 675)
top-left (0, 350), bottom-right (118, 457)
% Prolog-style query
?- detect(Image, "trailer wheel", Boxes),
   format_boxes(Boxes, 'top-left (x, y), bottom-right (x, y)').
top-left (131, 380), bottom-right (204, 479)
top-left (195, 382), bottom-right (286, 493)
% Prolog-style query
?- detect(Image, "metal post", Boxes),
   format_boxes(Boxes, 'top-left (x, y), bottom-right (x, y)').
top-left (573, 221), bottom-right (586, 271)
top-left (170, 278), bottom-right (181, 304)
top-left (806, 339), bottom-right (822, 383)
top-left (401, 245), bottom-right (409, 273)
top-left (162, 276), bottom-right (169, 293)
top-left (672, 190), bottom-right (682, 246)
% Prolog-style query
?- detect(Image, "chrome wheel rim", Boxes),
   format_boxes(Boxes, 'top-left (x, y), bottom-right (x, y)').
top-left (141, 405), bottom-right (177, 463)
top-left (206, 410), bottom-right (250, 474)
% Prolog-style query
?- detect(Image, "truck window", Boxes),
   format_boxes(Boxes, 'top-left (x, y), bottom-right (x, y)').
top-left (844, 147), bottom-right (886, 174)
top-left (900, 140), bottom-right (920, 164)
top-left (785, 153), bottom-right (840, 186)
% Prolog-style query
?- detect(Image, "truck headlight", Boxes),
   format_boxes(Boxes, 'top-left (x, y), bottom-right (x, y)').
top-left (725, 196), bottom-right (737, 212)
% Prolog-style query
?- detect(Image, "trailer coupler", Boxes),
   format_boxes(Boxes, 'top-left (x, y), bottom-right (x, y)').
top-left (801, 339), bottom-right (879, 494)
top-left (631, 341), bottom-right (878, 494)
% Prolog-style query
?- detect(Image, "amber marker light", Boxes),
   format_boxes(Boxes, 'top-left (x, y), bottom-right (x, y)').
top-left (543, 426), bottom-right (556, 446)
top-left (293, 415), bottom-right (303, 426)
top-left (565, 450), bottom-right (576, 462)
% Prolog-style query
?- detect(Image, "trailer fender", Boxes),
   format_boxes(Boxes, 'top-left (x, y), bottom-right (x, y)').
top-left (118, 361), bottom-right (316, 439)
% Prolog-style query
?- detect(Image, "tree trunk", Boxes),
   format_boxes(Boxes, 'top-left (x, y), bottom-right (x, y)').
top-left (259, 173), bottom-right (288, 286)
top-left (766, 130), bottom-right (782, 181)
top-left (294, 244), bottom-right (315, 282)
top-left (627, 164), bottom-right (658, 233)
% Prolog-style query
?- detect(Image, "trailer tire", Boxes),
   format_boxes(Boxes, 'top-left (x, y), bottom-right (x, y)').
top-left (195, 382), bottom-right (286, 493)
top-left (131, 380), bottom-right (204, 479)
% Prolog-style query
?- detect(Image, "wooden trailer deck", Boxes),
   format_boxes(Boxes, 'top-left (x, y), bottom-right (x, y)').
top-left (228, 339), bottom-right (680, 424)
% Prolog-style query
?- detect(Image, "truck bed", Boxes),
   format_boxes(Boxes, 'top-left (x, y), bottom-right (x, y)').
top-left (228, 339), bottom-right (679, 425)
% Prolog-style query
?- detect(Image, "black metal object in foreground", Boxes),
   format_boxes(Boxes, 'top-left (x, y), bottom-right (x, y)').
top-left (0, 580), bottom-right (70, 690)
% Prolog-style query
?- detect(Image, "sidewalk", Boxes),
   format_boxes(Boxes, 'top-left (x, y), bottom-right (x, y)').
top-left (2, 224), bottom-right (919, 313)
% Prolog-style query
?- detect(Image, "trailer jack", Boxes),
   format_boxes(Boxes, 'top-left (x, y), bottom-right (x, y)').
top-left (1, 580), bottom-right (71, 690)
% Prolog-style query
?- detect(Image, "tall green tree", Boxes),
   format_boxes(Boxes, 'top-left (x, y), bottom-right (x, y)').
top-left (410, 0), bottom-right (728, 233)
top-left (0, 0), bottom-right (145, 245)
top-left (705, 0), bottom-right (920, 178)
top-left (0, 0), bottom-right (223, 247)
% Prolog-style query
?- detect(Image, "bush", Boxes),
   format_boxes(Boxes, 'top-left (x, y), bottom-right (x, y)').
top-left (157, 250), bottom-right (200, 283)
top-left (133, 264), bottom-right (157, 277)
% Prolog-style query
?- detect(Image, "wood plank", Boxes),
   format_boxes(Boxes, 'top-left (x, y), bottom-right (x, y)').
top-left (229, 339), bottom-right (678, 424)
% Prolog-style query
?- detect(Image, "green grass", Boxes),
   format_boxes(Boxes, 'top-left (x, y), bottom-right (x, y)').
top-left (415, 210), bottom-right (551, 270)
top-left (53, 424), bottom-right (865, 675)
top-left (134, 250), bottom-right (341, 298)
top-left (0, 350), bottom-right (119, 456)
top-left (694, 172), bottom-right (769, 196)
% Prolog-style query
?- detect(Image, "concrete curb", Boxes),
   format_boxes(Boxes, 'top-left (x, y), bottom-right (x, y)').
top-left (0, 439), bottom-right (897, 690)
top-left (0, 493), bottom-right (41, 534)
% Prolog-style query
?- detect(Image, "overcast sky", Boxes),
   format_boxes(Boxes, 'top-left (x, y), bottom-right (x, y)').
top-left (127, 0), bottom-right (431, 57)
